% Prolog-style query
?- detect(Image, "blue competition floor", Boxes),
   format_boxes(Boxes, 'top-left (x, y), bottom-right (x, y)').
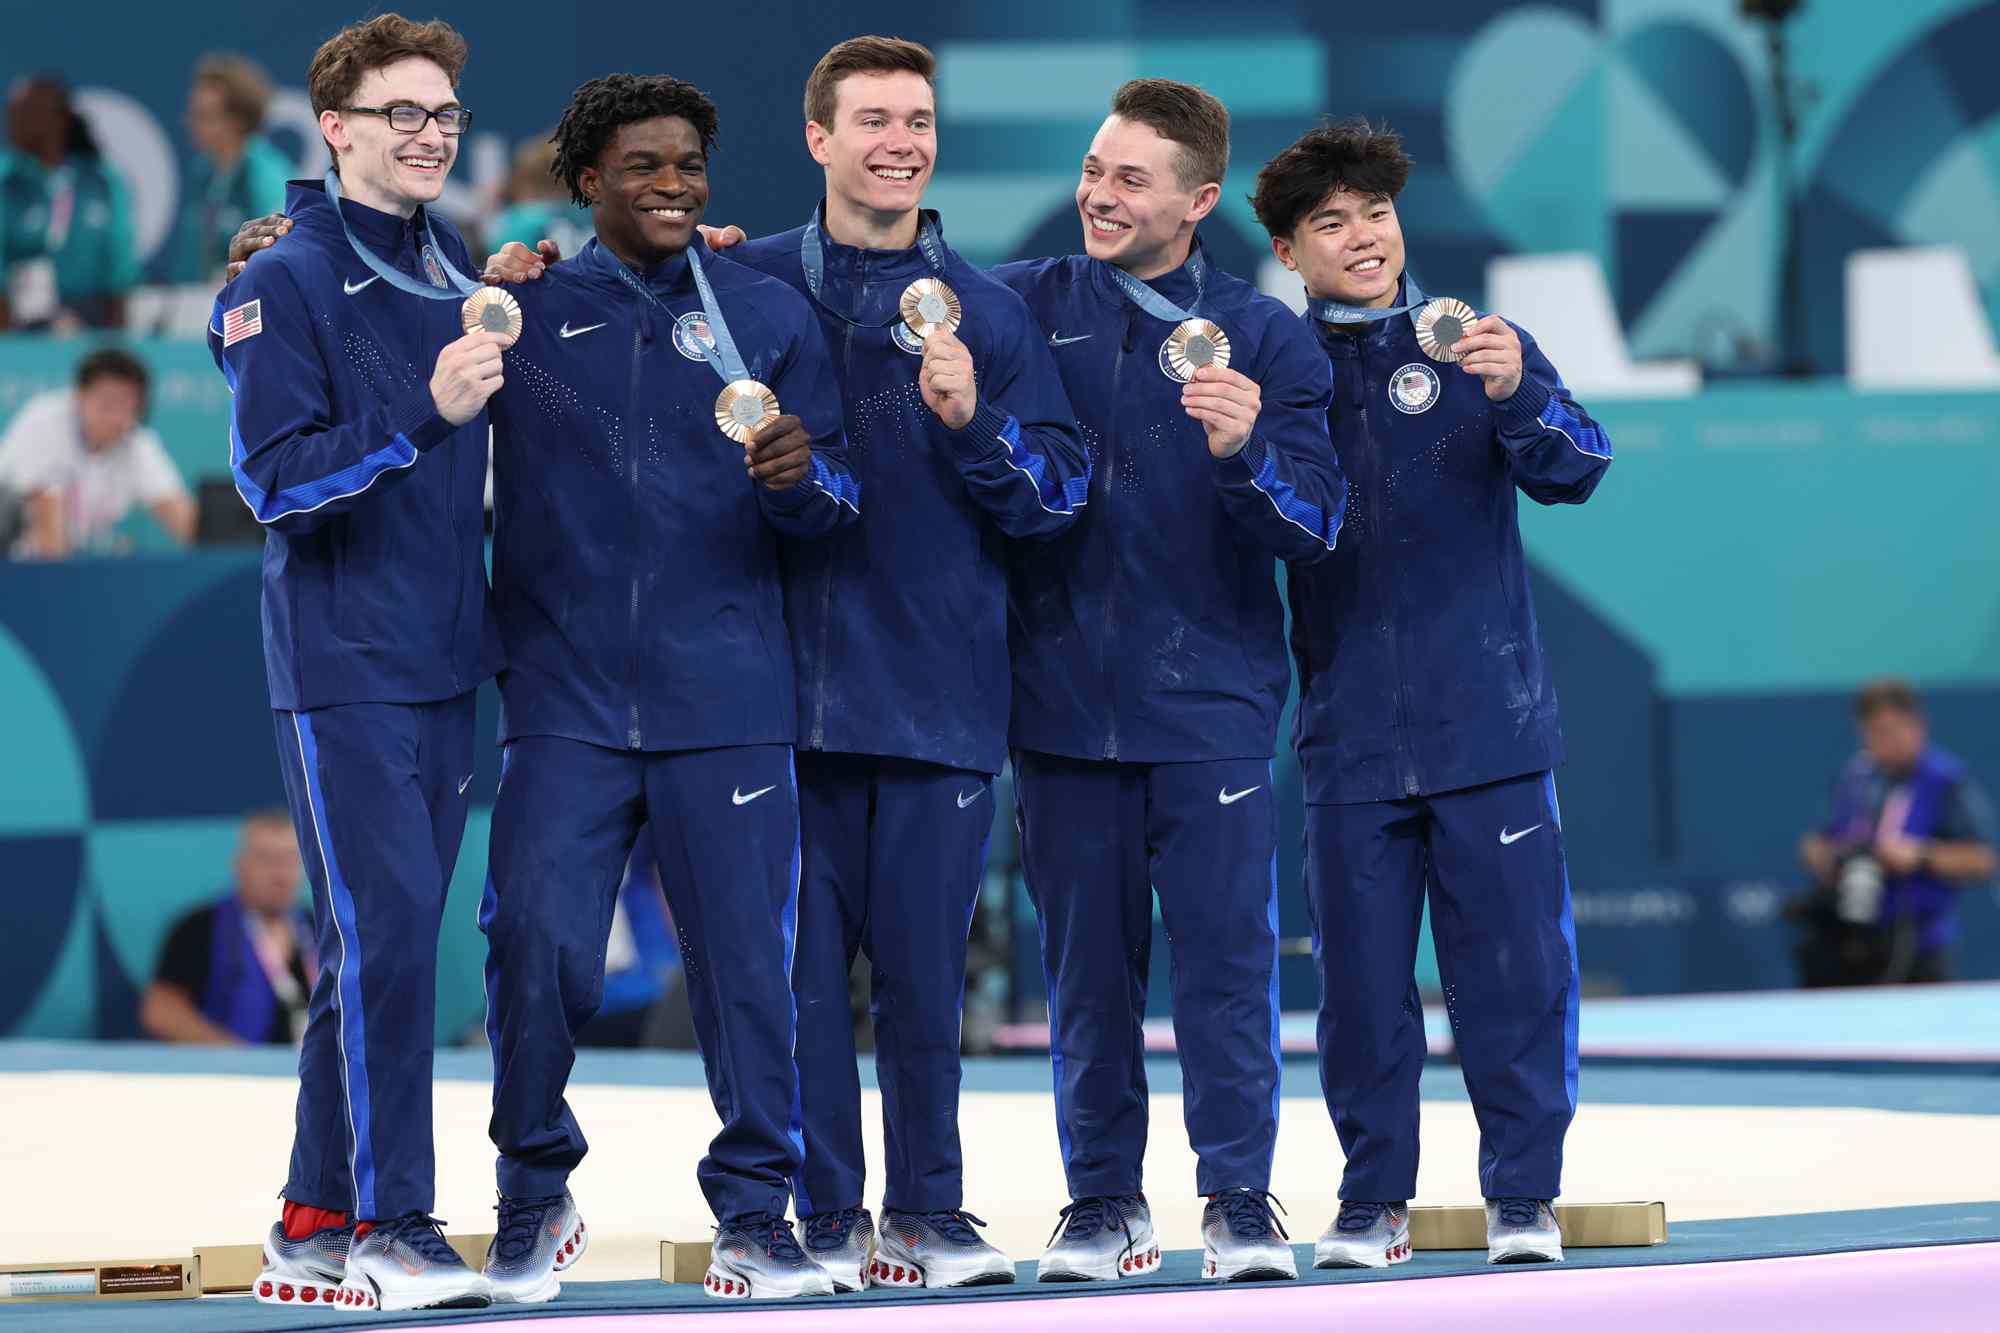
top-left (5, 1040), bottom-right (1999, 1116)
top-left (995, 981), bottom-right (2000, 1071)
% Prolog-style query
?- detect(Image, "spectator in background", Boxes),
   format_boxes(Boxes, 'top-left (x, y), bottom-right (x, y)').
top-left (1796, 678), bottom-right (1997, 985)
top-left (0, 75), bottom-right (138, 330)
top-left (156, 55), bottom-right (292, 284)
top-left (0, 345), bottom-right (193, 557)
top-left (484, 137), bottom-right (591, 262)
top-left (141, 811), bottom-right (314, 1045)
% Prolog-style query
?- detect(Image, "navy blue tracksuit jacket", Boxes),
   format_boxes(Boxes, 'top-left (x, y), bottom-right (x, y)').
top-left (996, 248), bottom-right (1345, 1198)
top-left (211, 180), bottom-right (500, 1219)
top-left (478, 237), bottom-right (854, 1222)
top-left (995, 251), bottom-right (1346, 764)
top-left (731, 210), bottom-right (1089, 1219)
top-left (487, 238), bottom-right (855, 753)
top-left (1292, 276), bottom-right (1611, 1203)
top-left (733, 210), bottom-right (1090, 776)
top-left (213, 181), bottom-right (501, 711)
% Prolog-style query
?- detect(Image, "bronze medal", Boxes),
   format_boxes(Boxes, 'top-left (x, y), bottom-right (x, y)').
top-left (1414, 297), bottom-right (1477, 363)
top-left (898, 277), bottom-right (962, 340)
top-left (1159, 318), bottom-right (1231, 383)
top-left (461, 288), bottom-right (523, 348)
top-left (715, 379), bottom-right (781, 444)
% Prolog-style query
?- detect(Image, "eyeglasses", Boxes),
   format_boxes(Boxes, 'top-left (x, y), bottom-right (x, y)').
top-left (344, 104), bottom-right (472, 135)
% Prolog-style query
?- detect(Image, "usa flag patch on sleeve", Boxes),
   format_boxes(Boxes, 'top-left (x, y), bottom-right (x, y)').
top-left (222, 299), bottom-right (263, 346)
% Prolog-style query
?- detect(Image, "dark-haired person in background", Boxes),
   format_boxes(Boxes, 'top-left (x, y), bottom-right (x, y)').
top-left (0, 74), bottom-right (138, 329)
top-left (0, 346), bottom-right (192, 557)
top-left (1251, 118), bottom-right (1611, 1270)
top-left (476, 72), bottom-right (854, 1305)
top-left (994, 80), bottom-right (1345, 1286)
top-left (141, 811), bottom-right (313, 1045)
top-left (1796, 678), bottom-right (1996, 985)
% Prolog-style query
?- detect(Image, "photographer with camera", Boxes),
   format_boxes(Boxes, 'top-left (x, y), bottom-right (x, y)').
top-left (1795, 679), bottom-right (1996, 985)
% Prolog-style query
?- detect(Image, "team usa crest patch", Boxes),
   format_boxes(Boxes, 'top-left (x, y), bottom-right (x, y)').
top-left (1388, 362), bottom-right (1440, 415)
top-left (422, 244), bottom-right (448, 289)
top-left (673, 311), bottom-right (719, 363)
top-left (221, 299), bottom-right (263, 346)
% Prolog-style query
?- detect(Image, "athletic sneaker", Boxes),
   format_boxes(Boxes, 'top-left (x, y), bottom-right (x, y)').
top-left (1314, 1201), bottom-right (1412, 1269)
top-left (801, 1207), bottom-right (874, 1293)
top-left (333, 1213), bottom-right (491, 1311)
top-left (484, 1191), bottom-right (588, 1304)
top-left (704, 1212), bottom-right (834, 1299)
top-left (1035, 1194), bottom-right (1160, 1282)
top-left (867, 1209), bottom-right (1015, 1288)
top-left (253, 1219), bottom-right (351, 1307)
top-left (1200, 1188), bottom-right (1297, 1281)
top-left (1486, 1198), bottom-right (1563, 1264)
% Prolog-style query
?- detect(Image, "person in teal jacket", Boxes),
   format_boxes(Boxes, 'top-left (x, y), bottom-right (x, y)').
top-left (158, 54), bottom-right (292, 283)
top-left (0, 75), bottom-right (138, 329)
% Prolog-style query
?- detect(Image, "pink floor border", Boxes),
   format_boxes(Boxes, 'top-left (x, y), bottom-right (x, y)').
top-left (406, 1242), bottom-right (2000, 1331)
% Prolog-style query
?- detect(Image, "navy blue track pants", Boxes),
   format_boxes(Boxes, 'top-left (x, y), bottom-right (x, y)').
top-left (481, 736), bottom-right (804, 1222)
top-left (788, 751), bottom-right (992, 1217)
top-left (1304, 768), bottom-right (1579, 1202)
top-left (1013, 749), bottom-right (1282, 1199)
top-left (273, 692), bottom-right (477, 1221)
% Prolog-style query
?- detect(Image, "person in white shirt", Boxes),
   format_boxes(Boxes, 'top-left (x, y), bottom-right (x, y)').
top-left (0, 345), bottom-right (194, 556)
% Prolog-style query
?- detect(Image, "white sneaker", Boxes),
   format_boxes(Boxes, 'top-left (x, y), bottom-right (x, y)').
top-left (1315, 1201), bottom-right (1412, 1268)
top-left (1485, 1199), bottom-right (1563, 1264)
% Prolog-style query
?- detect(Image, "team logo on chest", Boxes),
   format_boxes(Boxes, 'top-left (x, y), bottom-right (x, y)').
top-left (891, 321), bottom-right (926, 356)
top-left (673, 311), bottom-right (720, 363)
top-left (1388, 362), bottom-right (1441, 415)
top-left (421, 244), bottom-right (449, 289)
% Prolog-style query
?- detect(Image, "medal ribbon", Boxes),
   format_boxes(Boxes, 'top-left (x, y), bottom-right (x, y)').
top-left (798, 203), bottom-right (947, 328)
top-left (592, 239), bottom-right (750, 386)
top-left (322, 167), bottom-right (478, 299)
top-left (1306, 273), bottom-right (1431, 331)
top-left (1100, 245), bottom-right (1209, 322)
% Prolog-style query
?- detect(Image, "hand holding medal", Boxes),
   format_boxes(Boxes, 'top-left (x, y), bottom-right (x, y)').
top-left (1165, 316), bottom-right (1258, 457)
top-left (1438, 308), bottom-right (1524, 401)
top-left (917, 327), bottom-right (977, 430)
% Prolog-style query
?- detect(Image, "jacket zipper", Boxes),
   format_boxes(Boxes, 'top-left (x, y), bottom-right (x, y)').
top-left (810, 254), bottom-right (862, 749)
top-left (442, 295), bottom-right (467, 695)
top-left (1357, 361), bottom-right (1420, 796)
top-left (1098, 308), bottom-right (1131, 761)
top-left (625, 314), bottom-right (645, 750)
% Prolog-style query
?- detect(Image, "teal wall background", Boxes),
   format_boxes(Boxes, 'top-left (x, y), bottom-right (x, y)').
top-left (3, 0), bottom-right (1998, 369)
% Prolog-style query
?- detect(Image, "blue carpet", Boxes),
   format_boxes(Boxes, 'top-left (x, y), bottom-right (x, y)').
top-left (6, 1204), bottom-right (1997, 1330)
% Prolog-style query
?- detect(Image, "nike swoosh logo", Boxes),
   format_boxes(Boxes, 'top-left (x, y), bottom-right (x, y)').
top-left (458, 773), bottom-right (474, 795)
top-left (733, 785), bottom-right (776, 806)
top-left (1499, 824), bottom-right (1543, 846)
top-left (343, 275), bottom-right (380, 295)
top-left (1218, 785), bottom-right (1262, 805)
top-left (1048, 332), bottom-right (1093, 346)
top-left (957, 787), bottom-right (985, 809)
top-left (559, 321), bottom-right (606, 339)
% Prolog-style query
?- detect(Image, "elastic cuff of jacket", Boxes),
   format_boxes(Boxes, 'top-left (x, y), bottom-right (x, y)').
top-left (1215, 433), bottom-right (1270, 481)
top-left (1496, 376), bottom-right (1553, 441)
top-left (947, 399), bottom-right (1015, 458)
top-left (393, 390), bottom-right (456, 452)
